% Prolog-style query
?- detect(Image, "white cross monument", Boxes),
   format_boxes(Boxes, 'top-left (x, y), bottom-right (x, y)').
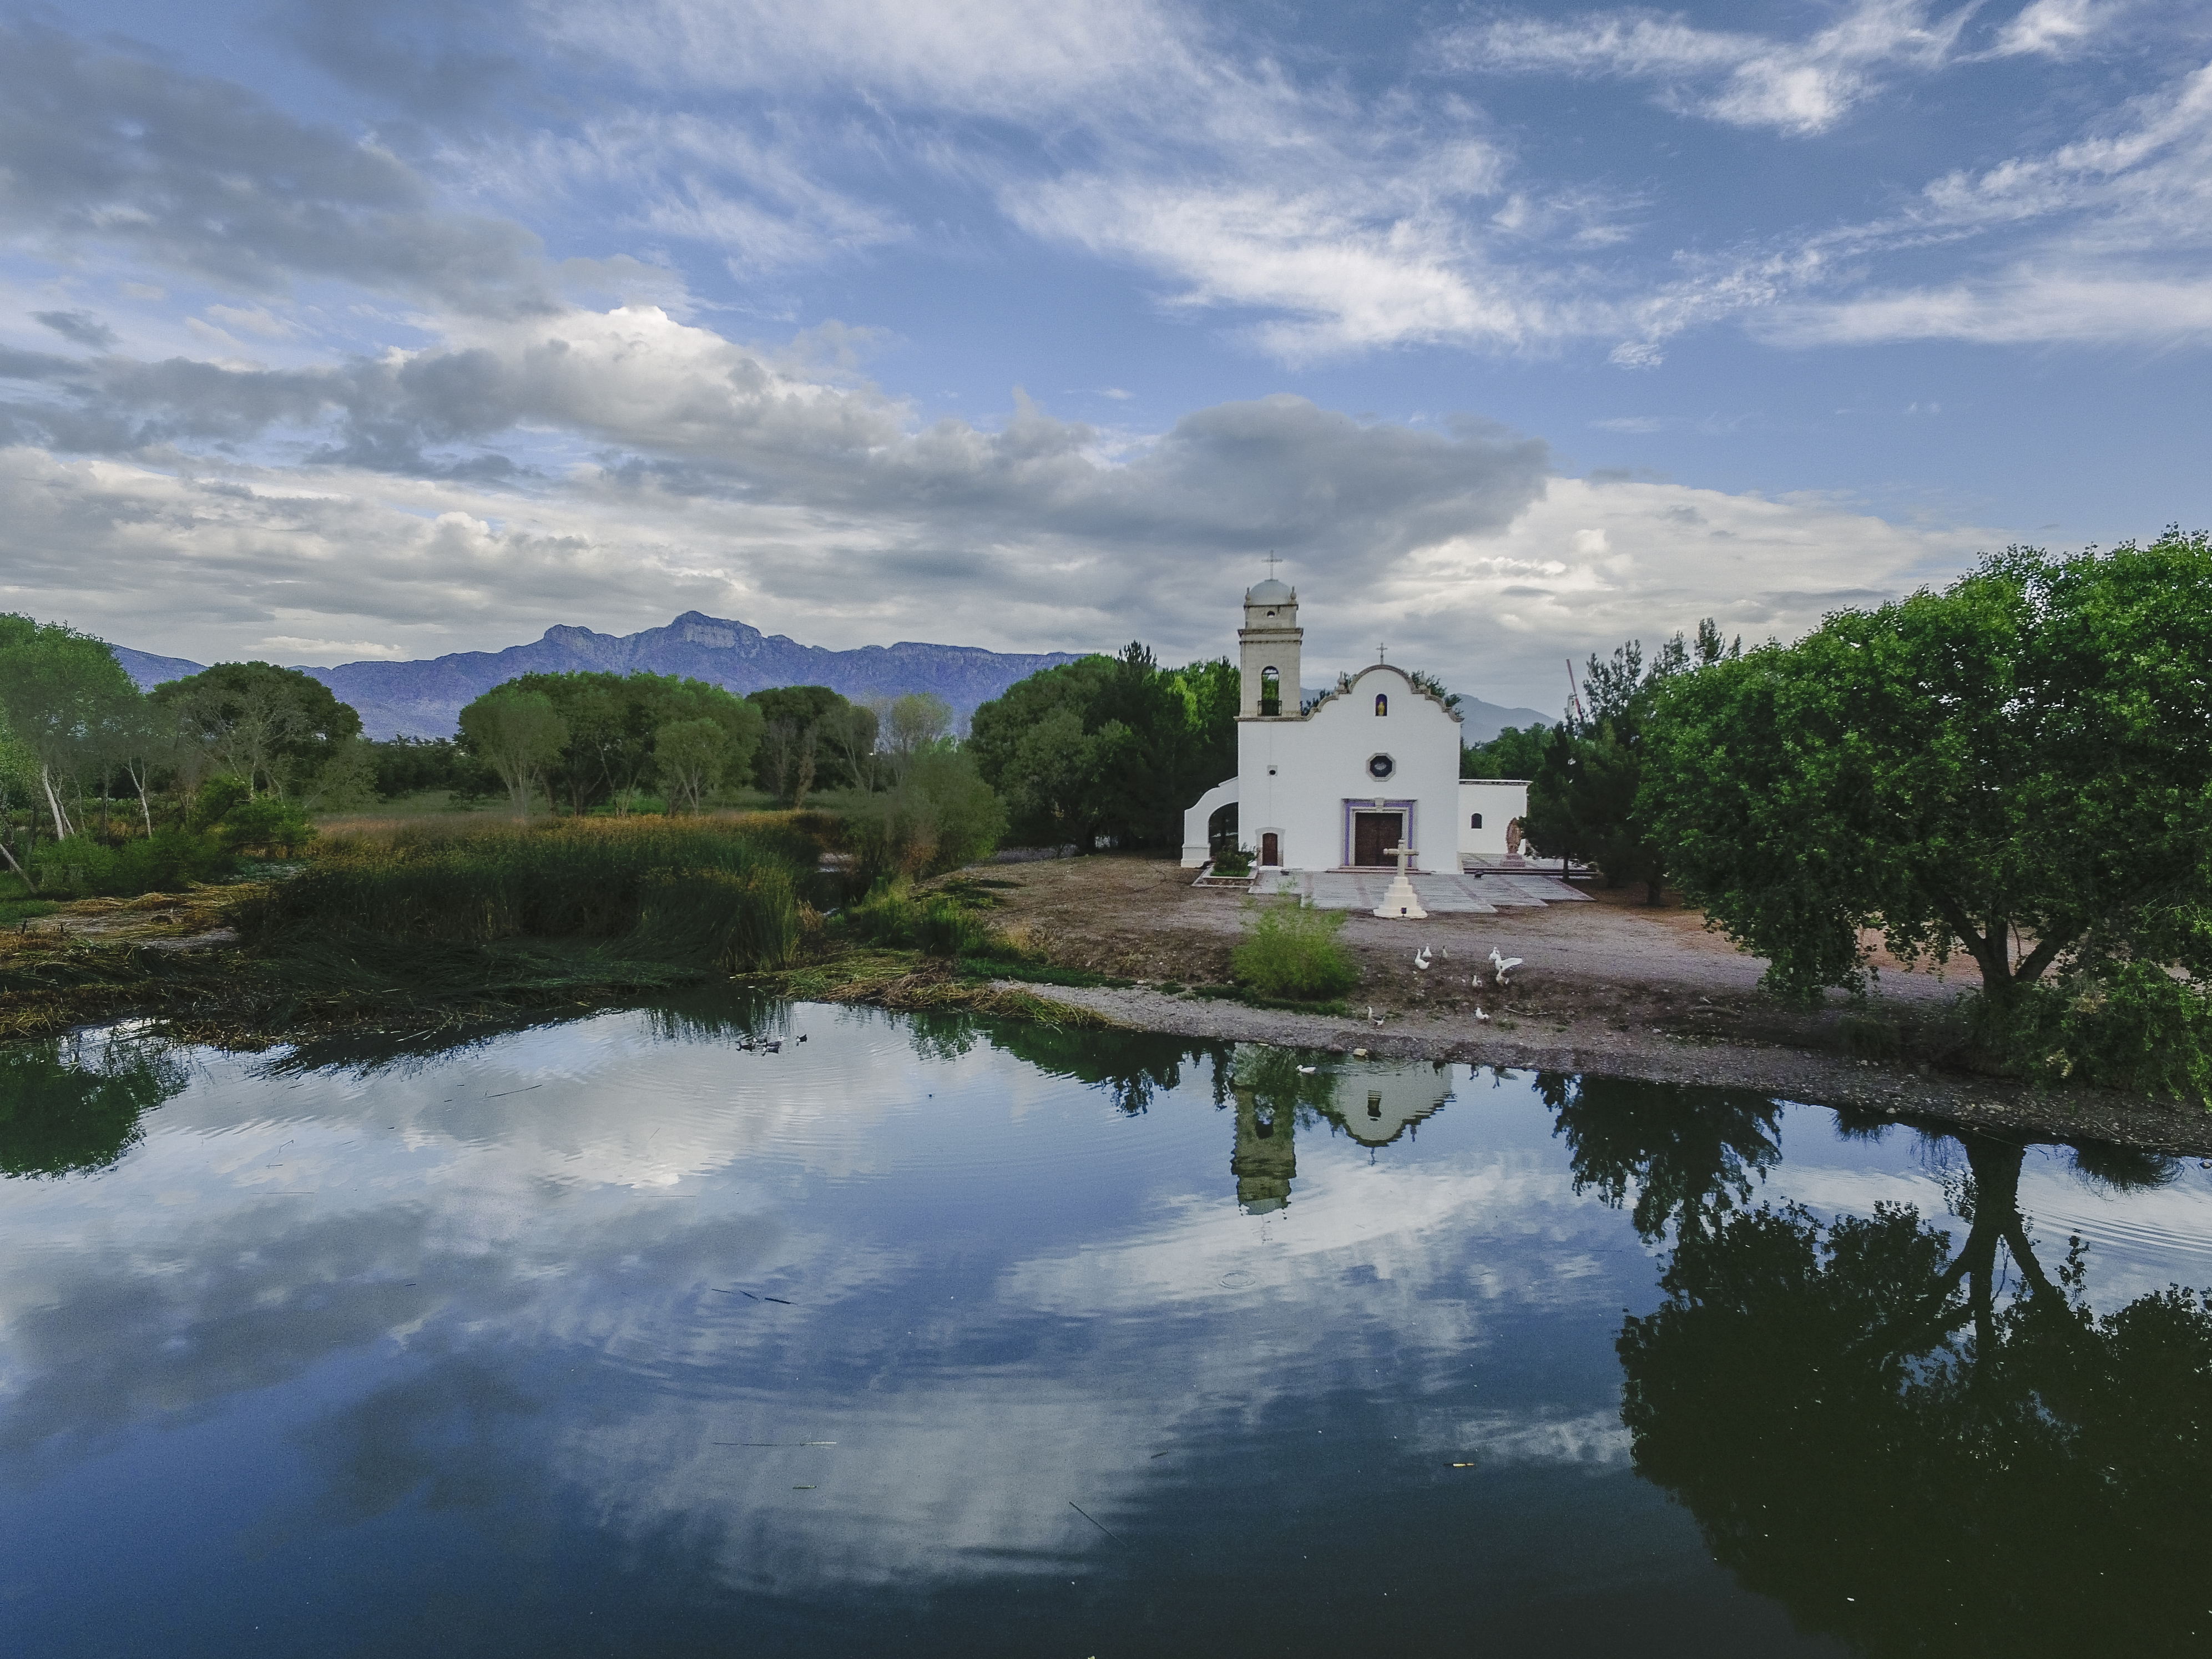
top-left (1373, 840), bottom-right (1428, 920)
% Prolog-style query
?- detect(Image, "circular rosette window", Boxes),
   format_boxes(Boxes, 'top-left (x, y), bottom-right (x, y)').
top-left (1366, 753), bottom-right (1396, 781)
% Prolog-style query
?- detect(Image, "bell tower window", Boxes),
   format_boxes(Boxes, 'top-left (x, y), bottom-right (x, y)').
top-left (1260, 666), bottom-right (1281, 716)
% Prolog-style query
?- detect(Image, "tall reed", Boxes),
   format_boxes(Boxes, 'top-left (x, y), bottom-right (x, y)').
top-left (256, 816), bottom-right (808, 970)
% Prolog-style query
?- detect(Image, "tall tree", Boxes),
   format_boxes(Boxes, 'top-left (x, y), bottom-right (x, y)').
top-left (877, 692), bottom-right (951, 783)
top-left (0, 615), bottom-right (145, 840)
top-left (653, 718), bottom-right (728, 815)
top-left (1525, 620), bottom-right (1737, 901)
top-left (492, 672), bottom-right (764, 814)
top-left (745, 685), bottom-right (857, 802)
top-left (153, 662), bottom-right (362, 799)
top-left (458, 690), bottom-right (568, 818)
top-left (1642, 534), bottom-right (2212, 1019)
top-left (1459, 722), bottom-right (1550, 781)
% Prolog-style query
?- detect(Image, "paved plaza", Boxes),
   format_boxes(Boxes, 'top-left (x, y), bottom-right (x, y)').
top-left (1250, 866), bottom-right (1592, 913)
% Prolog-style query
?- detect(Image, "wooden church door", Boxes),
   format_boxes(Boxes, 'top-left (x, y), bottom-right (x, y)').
top-left (1352, 811), bottom-right (1401, 867)
top-left (1260, 832), bottom-right (1280, 866)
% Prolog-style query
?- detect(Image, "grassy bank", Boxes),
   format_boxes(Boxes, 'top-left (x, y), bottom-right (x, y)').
top-left (0, 815), bottom-right (1139, 1046)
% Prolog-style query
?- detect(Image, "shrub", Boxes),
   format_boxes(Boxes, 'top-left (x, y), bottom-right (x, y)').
top-left (839, 878), bottom-right (1006, 958)
top-left (843, 750), bottom-right (1007, 885)
top-left (842, 879), bottom-right (920, 947)
top-left (1231, 899), bottom-right (1359, 1001)
top-left (189, 775), bottom-right (251, 832)
top-left (29, 830), bottom-right (231, 897)
top-left (914, 898), bottom-right (994, 958)
top-left (2003, 959), bottom-right (2212, 1103)
top-left (215, 796), bottom-right (318, 857)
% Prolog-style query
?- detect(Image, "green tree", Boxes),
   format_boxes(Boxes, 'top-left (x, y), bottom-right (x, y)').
top-left (1459, 722), bottom-right (1550, 781)
top-left (1641, 534), bottom-right (2212, 1052)
top-left (878, 692), bottom-right (952, 783)
top-left (491, 672), bottom-right (764, 814)
top-left (0, 615), bottom-right (145, 841)
top-left (650, 676), bottom-right (764, 797)
top-left (1527, 621), bottom-right (1737, 901)
top-left (968, 646), bottom-right (1238, 849)
top-left (153, 661), bottom-right (362, 799)
top-left (457, 689), bottom-right (568, 818)
top-left (653, 717), bottom-right (728, 814)
top-left (299, 734), bottom-right (380, 813)
top-left (824, 700), bottom-right (884, 793)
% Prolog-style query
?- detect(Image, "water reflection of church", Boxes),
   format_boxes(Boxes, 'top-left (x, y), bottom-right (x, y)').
top-left (1229, 1055), bottom-right (1456, 1212)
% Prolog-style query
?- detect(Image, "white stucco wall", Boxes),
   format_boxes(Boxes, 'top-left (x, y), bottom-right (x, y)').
top-left (1233, 665), bottom-right (1463, 871)
top-left (1457, 779), bottom-right (1531, 858)
top-left (1180, 778), bottom-right (1239, 867)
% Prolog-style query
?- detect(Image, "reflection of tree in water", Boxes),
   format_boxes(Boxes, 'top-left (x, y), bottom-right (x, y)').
top-left (1538, 1072), bottom-right (1782, 1241)
top-left (1615, 1127), bottom-right (2212, 1653)
top-left (977, 1020), bottom-right (1216, 1115)
top-left (0, 1031), bottom-right (189, 1177)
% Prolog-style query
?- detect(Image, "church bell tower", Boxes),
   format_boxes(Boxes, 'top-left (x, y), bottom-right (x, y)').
top-left (1238, 578), bottom-right (1301, 718)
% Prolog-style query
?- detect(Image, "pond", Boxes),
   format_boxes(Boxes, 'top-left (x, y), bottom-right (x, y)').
top-left (3, 998), bottom-right (2210, 1657)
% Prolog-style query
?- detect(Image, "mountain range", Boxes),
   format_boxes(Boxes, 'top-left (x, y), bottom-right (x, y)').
top-left (111, 611), bottom-right (1552, 743)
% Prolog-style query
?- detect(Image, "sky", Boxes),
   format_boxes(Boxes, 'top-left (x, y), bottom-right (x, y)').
top-left (1, 0), bottom-right (2207, 711)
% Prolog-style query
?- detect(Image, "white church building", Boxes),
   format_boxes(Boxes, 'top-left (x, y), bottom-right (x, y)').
top-left (1179, 579), bottom-right (1529, 873)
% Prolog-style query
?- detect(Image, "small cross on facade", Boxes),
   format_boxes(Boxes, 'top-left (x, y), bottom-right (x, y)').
top-left (1377, 641), bottom-right (1387, 662)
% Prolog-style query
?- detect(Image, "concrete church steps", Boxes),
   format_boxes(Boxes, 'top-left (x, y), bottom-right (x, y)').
top-left (1251, 869), bottom-right (1590, 913)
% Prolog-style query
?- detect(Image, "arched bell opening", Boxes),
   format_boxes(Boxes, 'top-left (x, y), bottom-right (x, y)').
top-left (1259, 665), bottom-right (1282, 717)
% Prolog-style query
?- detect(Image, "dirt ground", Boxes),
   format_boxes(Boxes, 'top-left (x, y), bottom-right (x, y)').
top-left (1, 888), bottom-right (241, 955)
top-left (951, 852), bottom-right (2212, 1158)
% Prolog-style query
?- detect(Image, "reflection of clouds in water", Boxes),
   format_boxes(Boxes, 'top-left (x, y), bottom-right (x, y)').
top-left (1007, 1155), bottom-right (1614, 1316)
top-left (562, 1382), bottom-right (1168, 1589)
top-left (1426, 1409), bottom-right (1633, 1470)
top-left (0, 1022), bottom-right (1650, 1594)
top-left (558, 1144), bottom-right (1647, 1589)
top-left (53, 1016), bottom-right (2212, 1606)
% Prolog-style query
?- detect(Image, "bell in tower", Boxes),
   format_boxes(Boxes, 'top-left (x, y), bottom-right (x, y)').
top-left (1239, 577), bottom-right (1301, 718)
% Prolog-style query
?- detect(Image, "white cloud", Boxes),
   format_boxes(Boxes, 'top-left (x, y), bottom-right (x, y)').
top-left (545, 0), bottom-right (1205, 119)
top-left (1756, 59), bottom-right (2212, 345)
top-left (1452, 1), bottom-right (1977, 135)
top-left (1988, 0), bottom-right (2110, 58)
top-left (0, 366), bottom-right (1998, 709)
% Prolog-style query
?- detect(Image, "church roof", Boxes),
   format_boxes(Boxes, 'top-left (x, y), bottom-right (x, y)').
top-left (1245, 578), bottom-right (1294, 604)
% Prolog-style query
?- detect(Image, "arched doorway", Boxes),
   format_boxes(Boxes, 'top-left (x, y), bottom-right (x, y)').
top-left (1207, 801), bottom-right (1239, 859)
